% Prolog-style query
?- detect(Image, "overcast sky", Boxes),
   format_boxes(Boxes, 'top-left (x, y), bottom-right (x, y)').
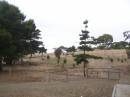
top-left (6, 0), bottom-right (130, 52)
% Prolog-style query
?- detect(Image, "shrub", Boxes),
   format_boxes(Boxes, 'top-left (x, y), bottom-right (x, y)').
top-left (124, 58), bottom-right (127, 62)
top-left (63, 58), bottom-right (67, 64)
top-left (110, 58), bottom-right (114, 63)
top-left (47, 55), bottom-right (50, 60)
top-left (121, 59), bottom-right (124, 63)
top-left (107, 57), bottom-right (114, 63)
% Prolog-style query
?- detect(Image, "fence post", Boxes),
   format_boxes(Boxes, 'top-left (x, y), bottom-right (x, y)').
top-left (87, 68), bottom-right (89, 78)
top-left (118, 72), bottom-right (120, 80)
top-left (108, 71), bottom-right (110, 80)
top-left (48, 72), bottom-right (51, 82)
top-left (66, 70), bottom-right (68, 81)
top-left (97, 71), bottom-right (99, 78)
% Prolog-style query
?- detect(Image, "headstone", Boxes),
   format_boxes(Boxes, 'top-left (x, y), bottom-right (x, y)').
top-left (112, 84), bottom-right (130, 97)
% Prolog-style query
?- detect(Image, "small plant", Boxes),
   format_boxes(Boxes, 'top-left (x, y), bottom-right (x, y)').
top-left (124, 58), bottom-right (127, 62)
top-left (63, 58), bottom-right (67, 64)
top-left (110, 58), bottom-right (114, 63)
top-left (47, 55), bottom-right (50, 60)
top-left (121, 59), bottom-right (124, 63)
top-left (107, 57), bottom-right (114, 63)
top-left (62, 58), bottom-right (67, 68)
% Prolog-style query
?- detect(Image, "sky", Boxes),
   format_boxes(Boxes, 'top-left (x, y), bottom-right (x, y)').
top-left (5, 0), bottom-right (130, 52)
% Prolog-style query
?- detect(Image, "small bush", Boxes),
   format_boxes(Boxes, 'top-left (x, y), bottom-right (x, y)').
top-left (110, 58), bottom-right (114, 63)
top-left (121, 59), bottom-right (124, 63)
top-left (107, 57), bottom-right (114, 63)
top-left (63, 58), bottom-right (67, 64)
top-left (124, 58), bottom-right (127, 62)
top-left (47, 55), bottom-right (50, 60)
top-left (62, 58), bottom-right (67, 69)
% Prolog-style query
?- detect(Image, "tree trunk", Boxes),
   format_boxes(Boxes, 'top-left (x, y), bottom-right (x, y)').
top-left (30, 53), bottom-right (32, 58)
top-left (0, 58), bottom-right (3, 72)
top-left (0, 63), bottom-right (3, 72)
top-left (20, 58), bottom-right (23, 64)
top-left (57, 57), bottom-right (60, 64)
top-left (7, 58), bottom-right (13, 66)
top-left (41, 52), bottom-right (43, 58)
top-left (83, 62), bottom-right (86, 77)
top-left (83, 45), bottom-right (86, 77)
top-left (86, 63), bottom-right (88, 78)
top-left (84, 48), bottom-right (85, 55)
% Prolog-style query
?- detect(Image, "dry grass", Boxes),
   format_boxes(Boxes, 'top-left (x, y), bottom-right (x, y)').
top-left (0, 49), bottom-right (129, 97)
top-left (0, 79), bottom-right (117, 97)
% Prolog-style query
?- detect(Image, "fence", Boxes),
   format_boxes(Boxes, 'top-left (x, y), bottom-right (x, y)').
top-left (87, 68), bottom-right (121, 80)
top-left (46, 68), bottom-right (121, 82)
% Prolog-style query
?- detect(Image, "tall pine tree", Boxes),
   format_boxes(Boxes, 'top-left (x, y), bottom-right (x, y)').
top-left (74, 20), bottom-right (102, 77)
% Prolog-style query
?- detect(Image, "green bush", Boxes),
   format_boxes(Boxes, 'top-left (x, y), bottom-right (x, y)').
top-left (47, 55), bottom-right (50, 60)
top-left (110, 58), bottom-right (114, 63)
top-left (121, 59), bottom-right (124, 63)
top-left (107, 57), bottom-right (114, 63)
top-left (124, 58), bottom-right (127, 62)
top-left (63, 58), bottom-right (67, 64)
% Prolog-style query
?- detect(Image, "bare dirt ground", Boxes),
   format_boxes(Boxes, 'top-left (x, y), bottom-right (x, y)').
top-left (0, 49), bottom-right (129, 97)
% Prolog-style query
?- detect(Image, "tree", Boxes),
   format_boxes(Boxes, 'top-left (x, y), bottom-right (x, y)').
top-left (54, 48), bottom-right (62, 64)
top-left (39, 46), bottom-right (47, 56)
top-left (123, 31), bottom-right (130, 58)
top-left (96, 34), bottom-right (113, 49)
top-left (0, 1), bottom-right (44, 71)
top-left (58, 46), bottom-right (67, 51)
top-left (22, 19), bottom-right (43, 56)
top-left (0, 29), bottom-right (13, 70)
top-left (123, 31), bottom-right (130, 41)
top-left (111, 41), bottom-right (129, 49)
top-left (66, 45), bottom-right (76, 55)
top-left (74, 20), bottom-right (102, 77)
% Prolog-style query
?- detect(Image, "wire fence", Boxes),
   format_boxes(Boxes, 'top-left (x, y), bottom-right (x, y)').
top-left (46, 68), bottom-right (121, 82)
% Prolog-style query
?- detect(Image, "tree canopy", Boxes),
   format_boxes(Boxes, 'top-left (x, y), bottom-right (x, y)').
top-left (96, 34), bottom-right (113, 49)
top-left (0, 1), bottom-right (44, 70)
top-left (54, 48), bottom-right (62, 64)
top-left (111, 41), bottom-right (130, 49)
top-left (123, 31), bottom-right (130, 41)
top-left (66, 46), bottom-right (76, 53)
